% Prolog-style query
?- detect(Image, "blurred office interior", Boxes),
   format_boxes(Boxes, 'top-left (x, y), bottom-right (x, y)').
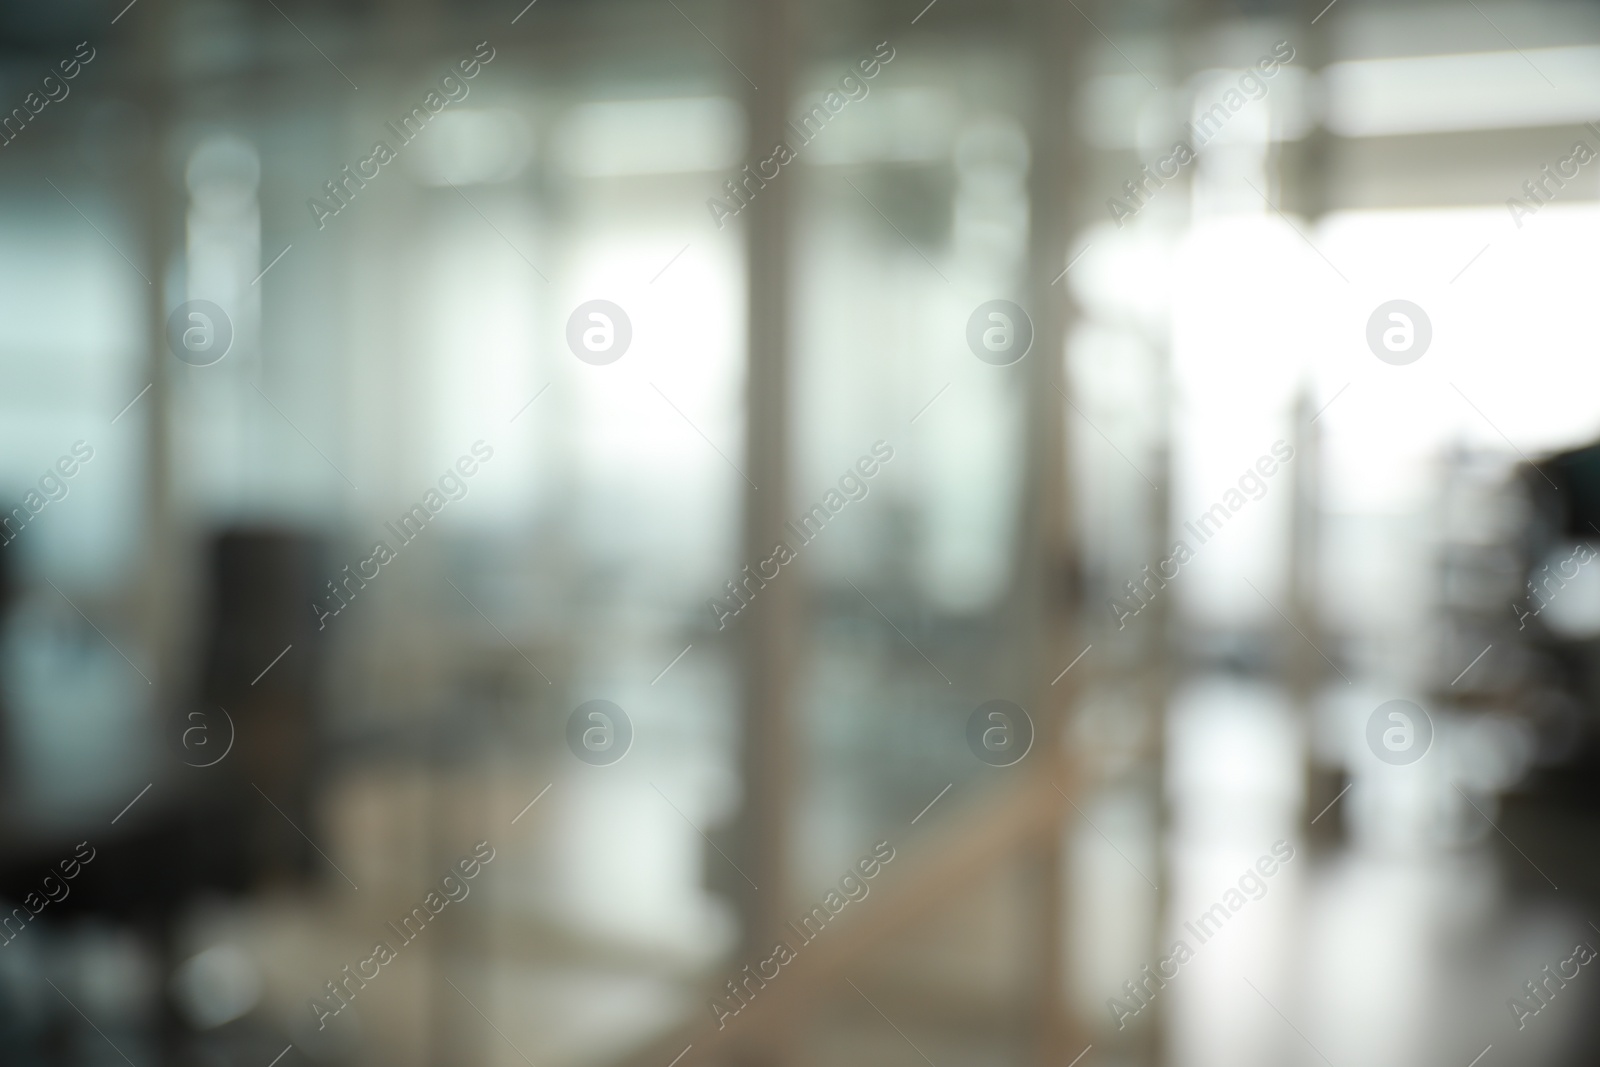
top-left (3, 0), bottom-right (1600, 1064)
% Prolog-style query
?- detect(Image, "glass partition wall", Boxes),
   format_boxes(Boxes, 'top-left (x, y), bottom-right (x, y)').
top-left (4, 3), bottom-right (1600, 1067)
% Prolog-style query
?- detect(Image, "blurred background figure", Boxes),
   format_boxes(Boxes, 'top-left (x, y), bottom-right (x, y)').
top-left (1, 0), bottom-right (1599, 1065)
